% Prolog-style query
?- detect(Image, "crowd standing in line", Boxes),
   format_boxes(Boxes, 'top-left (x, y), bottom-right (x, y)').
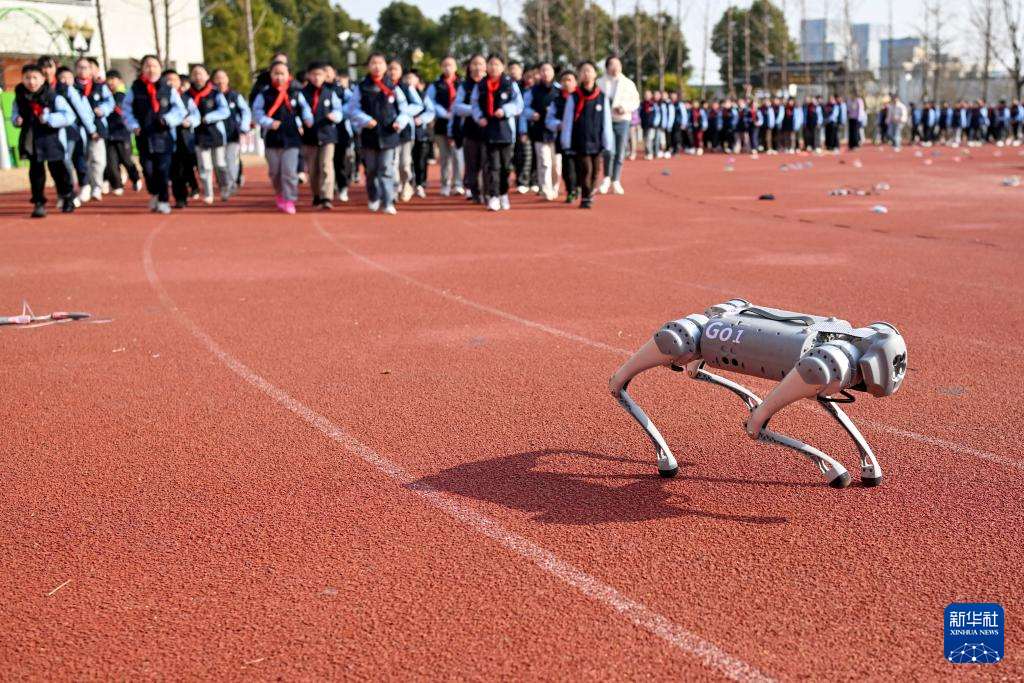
top-left (9, 51), bottom-right (1024, 218)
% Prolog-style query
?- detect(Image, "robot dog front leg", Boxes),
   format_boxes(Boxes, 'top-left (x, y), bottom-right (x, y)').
top-left (609, 316), bottom-right (706, 477)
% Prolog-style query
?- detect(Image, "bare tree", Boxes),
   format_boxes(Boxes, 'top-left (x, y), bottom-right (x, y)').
top-left (727, 6), bottom-right (735, 96)
top-left (743, 7), bottom-right (751, 97)
top-left (243, 0), bottom-right (257, 78)
top-left (781, 0), bottom-right (788, 90)
top-left (496, 0), bottom-right (508, 58)
top-left (635, 0), bottom-right (643, 83)
top-left (95, 0), bottom-right (110, 71)
top-left (676, 0), bottom-right (685, 88)
top-left (612, 0), bottom-right (621, 53)
top-left (971, 0), bottom-right (996, 100)
top-left (1000, 0), bottom-right (1024, 98)
top-left (656, 0), bottom-right (667, 88)
top-left (918, 0), bottom-right (955, 100)
top-left (701, 0), bottom-right (711, 97)
top-left (148, 0), bottom-right (162, 61)
top-left (164, 0), bottom-right (171, 66)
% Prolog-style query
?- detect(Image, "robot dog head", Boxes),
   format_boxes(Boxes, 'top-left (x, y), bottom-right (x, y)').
top-left (857, 322), bottom-right (908, 397)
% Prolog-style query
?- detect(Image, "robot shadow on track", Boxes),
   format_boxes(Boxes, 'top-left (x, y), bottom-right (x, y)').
top-left (407, 449), bottom-right (788, 526)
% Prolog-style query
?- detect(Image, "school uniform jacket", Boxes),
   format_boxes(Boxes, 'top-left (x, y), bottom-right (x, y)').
top-left (122, 77), bottom-right (188, 154)
top-left (346, 75), bottom-right (409, 150)
top-left (11, 84), bottom-right (75, 162)
top-left (74, 78), bottom-right (114, 139)
top-left (559, 87), bottom-right (614, 155)
top-left (639, 101), bottom-right (659, 130)
top-left (221, 89), bottom-right (252, 143)
top-left (397, 84), bottom-right (434, 142)
top-left (521, 81), bottom-right (559, 143)
top-left (253, 81), bottom-right (314, 149)
top-left (469, 75), bottom-right (524, 145)
top-left (425, 75), bottom-right (460, 137)
top-left (688, 106), bottom-right (708, 131)
top-left (107, 91), bottom-right (132, 142)
top-left (187, 84), bottom-right (231, 148)
top-left (300, 83), bottom-right (342, 146)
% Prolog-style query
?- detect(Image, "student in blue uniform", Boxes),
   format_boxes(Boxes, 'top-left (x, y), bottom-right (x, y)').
top-left (521, 61), bottom-right (559, 200)
top-left (211, 68), bottom-right (250, 200)
top-left (54, 64), bottom-right (96, 203)
top-left (658, 92), bottom-right (673, 158)
top-left (668, 91), bottom-right (686, 156)
top-left (300, 60), bottom-right (343, 209)
top-left (73, 56), bottom-right (113, 202)
top-left (823, 95), bottom-right (840, 152)
top-left (329, 69), bottom-right (355, 203)
top-left (452, 54), bottom-right (487, 203)
top-left (686, 99), bottom-right (706, 154)
top-left (347, 52), bottom-right (410, 215)
top-left (122, 55), bottom-right (188, 214)
top-left (470, 54), bottom-right (524, 212)
top-left (759, 97), bottom-right (775, 153)
top-left (802, 96), bottom-right (821, 151)
top-left (102, 69), bottom-right (142, 196)
top-left (404, 69), bottom-right (434, 198)
top-left (559, 61), bottom-right (612, 209)
top-left (253, 60), bottom-right (314, 214)
top-left (547, 70), bottom-right (578, 203)
top-left (388, 59), bottom-right (420, 202)
top-left (780, 97), bottom-right (802, 153)
top-left (639, 90), bottom-right (658, 159)
top-left (164, 71), bottom-right (201, 209)
top-left (11, 63), bottom-right (76, 217)
top-left (425, 57), bottom-right (463, 196)
top-left (186, 64), bottom-right (231, 205)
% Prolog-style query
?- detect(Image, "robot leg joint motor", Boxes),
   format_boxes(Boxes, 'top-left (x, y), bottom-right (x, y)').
top-left (609, 299), bottom-right (908, 488)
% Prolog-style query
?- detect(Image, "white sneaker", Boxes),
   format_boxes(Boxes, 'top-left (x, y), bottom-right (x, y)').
top-left (368, 199), bottom-right (381, 212)
top-left (454, 186), bottom-right (465, 195)
top-left (400, 183), bottom-right (414, 202)
top-left (415, 186), bottom-right (426, 198)
top-left (338, 187), bottom-right (349, 202)
top-left (499, 194), bottom-right (511, 210)
top-left (91, 186), bottom-right (103, 201)
top-left (79, 185), bottom-right (92, 203)
top-left (156, 201), bottom-right (172, 214)
top-left (599, 177), bottom-right (611, 194)
top-left (113, 187), bottom-right (124, 196)
top-left (102, 181), bottom-right (111, 194)
top-left (298, 171), bottom-right (308, 184)
top-left (56, 198), bottom-right (64, 210)
top-left (203, 195), bottom-right (214, 205)
top-left (73, 196), bottom-right (82, 207)
top-left (148, 195), bottom-right (159, 211)
top-left (612, 181), bottom-right (625, 195)
top-left (383, 205), bottom-right (397, 215)
top-left (439, 185), bottom-right (451, 197)
top-left (133, 180), bottom-right (143, 192)
top-left (516, 185), bottom-right (529, 194)
top-left (530, 185), bottom-right (540, 193)
top-left (487, 196), bottom-right (501, 211)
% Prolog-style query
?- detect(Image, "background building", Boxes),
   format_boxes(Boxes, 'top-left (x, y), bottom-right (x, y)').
top-left (0, 0), bottom-right (203, 88)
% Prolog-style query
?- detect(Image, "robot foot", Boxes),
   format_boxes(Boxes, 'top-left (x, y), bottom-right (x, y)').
top-left (658, 466), bottom-right (680, 478)
top-left (826, 469), bottom-right (852, 489)
top-left (861, 464), bottom-right (884, 487)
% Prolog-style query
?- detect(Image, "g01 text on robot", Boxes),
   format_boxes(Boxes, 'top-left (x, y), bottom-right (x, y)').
top-left (609, 299), bottom-right (908, 488)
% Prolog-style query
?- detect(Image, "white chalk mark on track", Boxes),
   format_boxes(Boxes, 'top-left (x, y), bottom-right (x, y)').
top-left (312, 220), bottom-right (1022, 473)
top-left (143, 223), bottom-right (773, 683)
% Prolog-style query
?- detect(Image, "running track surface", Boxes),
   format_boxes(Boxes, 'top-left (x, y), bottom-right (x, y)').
top-left (2, 145), bottom-right (1022, 681)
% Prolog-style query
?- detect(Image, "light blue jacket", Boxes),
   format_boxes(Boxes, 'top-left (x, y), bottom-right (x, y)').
top-left (253, 90), bottom-right (314, 132)
top-left (469, 79), bottom-right (524, 139)
top-left (559, 91), bottom-right (613, 154)
top-left (345, 82), bottom-right (409, 133)
top-left (121, 86), bottom-right (189, 137)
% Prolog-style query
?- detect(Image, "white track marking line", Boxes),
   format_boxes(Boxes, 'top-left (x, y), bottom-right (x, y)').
top-left (143, 224), bottom-right (773, 683)
top-left (313, 220), bottom-right (1022, 473)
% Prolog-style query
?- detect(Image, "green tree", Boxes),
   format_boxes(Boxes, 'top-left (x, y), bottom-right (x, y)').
top-left (614, 10), bottom-right (689, 87)
top-left (201, 0), bottom-right (289, 92)
top-left (433, 6), bottom-right (509, 63)
top-left (375, 2), bottom-right (438, 64)
top-left (710, 0), bottom-right (796, 90)
top-left (518, 0), bottom-right (614, 66)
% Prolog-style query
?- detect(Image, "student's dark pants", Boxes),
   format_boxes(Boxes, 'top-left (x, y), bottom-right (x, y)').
top-left (462, 137), bottom-right (487, 198)
top-left (29, 159), bottom-right (73, 205)
top-left (68, 126), bottom-right (88, 187)
top-left (848, 120), bottom-right (862, 149)
top-left (560, 149), bottom-right (577, 195)
top-left (690, 128), bottom-right (703, 149)
top-left (334, 130), bottom-right (352, 191)
top-left (804, 125), bottom-right (817, 149)
top-left (486, 142), bottom-right (514, 197)
top-left (171, 146), bottom-right (198, 202)
top-left (825, 122), bottom-right (839, 150)
top-left (105, 139), bottom-right (140, 189)
top-left (574, 152), bottom-right (602, 200)
top-left (670, 127), bottom-right (684, 153)
top-left (412, 137), bottom-right (431, 188)
top-left (514, 136), bottom-right (533, 188)
top-left (760, 126), bottom-right (772, 151)
top-left (140, 150), bottom-right (173, 202)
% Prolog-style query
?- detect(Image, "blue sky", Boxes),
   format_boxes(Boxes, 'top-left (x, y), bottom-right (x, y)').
top-left (351, 0), bottom-right (956, 83)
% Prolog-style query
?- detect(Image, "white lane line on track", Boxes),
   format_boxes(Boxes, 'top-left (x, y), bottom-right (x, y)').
top-left (312, 220), bottom-right (1022, 474)
top-left (144, 223), bottom-right (772, 683)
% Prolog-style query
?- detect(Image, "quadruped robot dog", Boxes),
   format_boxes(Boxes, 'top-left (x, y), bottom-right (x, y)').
top-left (610, 299), bottom-right (908, 488)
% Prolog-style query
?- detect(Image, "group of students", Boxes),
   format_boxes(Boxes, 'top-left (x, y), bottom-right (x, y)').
top-left (877, 96), bottom-right (1024, 149)
top-left (635, 92), bottom-right (870, 157)
top-left (10, 54), bottom-right (252, 217)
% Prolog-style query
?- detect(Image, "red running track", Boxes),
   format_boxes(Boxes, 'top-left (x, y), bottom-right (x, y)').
top-left (1, 145), bottom-right (1022, 681)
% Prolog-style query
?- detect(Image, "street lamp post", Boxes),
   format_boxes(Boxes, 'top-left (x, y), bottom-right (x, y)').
top-left (337, 32), bottom-right (364, 82)
top-left (62, 17), bottom-right (95, 58)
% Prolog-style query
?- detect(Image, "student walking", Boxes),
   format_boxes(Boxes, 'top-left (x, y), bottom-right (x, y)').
top-left (73, 56), bottom-right (113, 202)
top-left (211, 68), bottom-right (251, 200)
top-left (253, 60), bottom-right (314, 214)
top-left (347, 53), bottom-right (410, 215)
top-left (102, 69), bottom-right (142, 195)
top-left (522, 62), bottom-right (560, 200)
top-left (596, 56), bottom-right (639, 194)
top-left (559, 61), bottom-right (613, 209)
top-left (470, 54), bottom-right (524, 211)
top-left (300, 61), bottom-right (343, 209)
top-left (187, 64), bottom-right (231, 205)
top-left (122, 55), bottom-right (188, 214)
top-left (425, 57), bottom-right (464, 196)
top-left (547, 70), bottom-right (578, 203)
top-left (452, 54), bottom-right (487, 204)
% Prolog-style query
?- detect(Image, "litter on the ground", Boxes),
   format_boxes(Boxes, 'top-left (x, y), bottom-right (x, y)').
top-left (871, 205), bottom-right (888, 214)
top-left (1002, 176), bottom-right (1021, 187)
top-left (758, 193), bottom-right (775, 200)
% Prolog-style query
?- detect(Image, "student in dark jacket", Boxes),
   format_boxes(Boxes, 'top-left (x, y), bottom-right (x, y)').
top-left (425, 57), bottom-right (464, 196)
top-left (329, 69), bottom-right (355, 203)
top-left (404, 69), bottom-right (435, 197)
top-left (211, 68), bottom-right (250, 200)
top-left (346, 52), bottom-right (410, 215)
top-left (558, 61), bottom-right (613, 209)
top-left (300, 60), bottom-right (343, 209)
top-left (470, 54), bottom-right (524, 212)
top-left (102, 70), bottom-right (142, 196)
top-left (122, 55), bottom-right (188, 214)
top-left (451, 54), bottom-right (487, 203)
top-left (10, 64), bottom-right (76, 217)
top-left (521, 62), bottom-right (559, 200)
top-left (165, 71), bottom-right (202, 208)
top-left (73, 56), bottom-right (113, 202)
top-left (546, 70), bottom-right (578, 203)
top-left (186, 64), bottom-right (231, 204)
top-left (253, 60), bottom-right (314, 215)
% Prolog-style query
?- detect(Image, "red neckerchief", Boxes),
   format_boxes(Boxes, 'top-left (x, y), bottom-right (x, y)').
top-left (574, 85), bottom-right (600, 121)
top-left (48, 78), bottom-right (57, 88)
top-left (30, 101), bottom-right (44, 118)
top-left (643, 101), bottom-right (653, 113)
top-left (79, 79), bottom-right (94, 97)
top-left (485, 77), bottom-right (502, 117)
top-left (310, 85), bottom-right (321, 114)
top-left (444, 75), bottom-right (457, 103)
top-left (189, 82), bottom-right (213, 107)
top-left (371, 76), bottom-right (393, 99)
top-left (140, 75), bottom-right (160, 113)
top-left (265, 81), bottom-right (294, 118)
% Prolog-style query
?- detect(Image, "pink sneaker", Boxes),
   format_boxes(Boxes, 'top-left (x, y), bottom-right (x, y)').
top-left (282, 200), bottom-right (296, 215)
top-left (274, 194), bottom-right (285, 211)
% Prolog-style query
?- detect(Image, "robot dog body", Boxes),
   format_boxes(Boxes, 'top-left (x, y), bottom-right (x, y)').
top-left (610, 299), bottom-right (907, 488)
